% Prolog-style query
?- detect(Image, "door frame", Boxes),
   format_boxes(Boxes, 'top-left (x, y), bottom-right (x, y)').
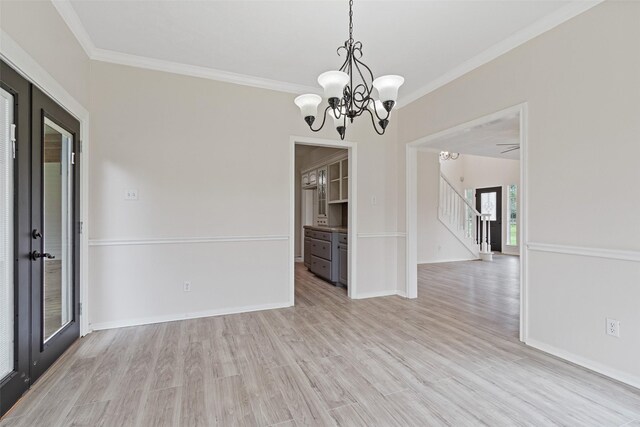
top-left (405, 103), bottom-right (528, 342)
top-left (0, 31), bottom-right (90, 336)
top-left (289, 136), bottom-right (358, 301)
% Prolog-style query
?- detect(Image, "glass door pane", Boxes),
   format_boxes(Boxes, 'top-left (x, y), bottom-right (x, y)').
top-left (0, 88), bottom-right (14, 380)
top-left (480, 192), bottom-right (497, 220)
top-left (42, 118), bottom-right (73, 343)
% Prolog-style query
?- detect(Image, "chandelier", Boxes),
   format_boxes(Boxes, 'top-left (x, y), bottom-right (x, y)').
top-left (294, 0), bottom-right (404, 140)
top-left (440, 151), bottom-right (460, 161)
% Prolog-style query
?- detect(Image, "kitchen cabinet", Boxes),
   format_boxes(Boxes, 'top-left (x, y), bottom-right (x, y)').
top-left (328, 158), bottom-right (348, 203)
top-left (338, 233), bottom-right (348, 286)
top-left (316, 166), bottom-right (328, 225)
top-left (304, 237), bottom-right (312, 268)
top-left (304, 226), bottom-right (347, 285)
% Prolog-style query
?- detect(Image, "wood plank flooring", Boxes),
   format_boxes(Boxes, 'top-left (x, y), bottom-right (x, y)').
top-left (2, 255), bottom-right (639, 426)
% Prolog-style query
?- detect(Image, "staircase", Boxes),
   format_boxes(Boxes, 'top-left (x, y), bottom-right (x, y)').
top-left (438, 173), bottom-right (493, 260)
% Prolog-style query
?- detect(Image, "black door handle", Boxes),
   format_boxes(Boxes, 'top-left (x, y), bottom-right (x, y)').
top-left (31, 251), bottom-right (55, 261)
top-left (32, 229), bottom-right (42, 239)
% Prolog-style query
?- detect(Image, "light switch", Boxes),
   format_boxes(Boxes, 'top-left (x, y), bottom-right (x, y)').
top-left (124, 189), bottom-right (138, 200)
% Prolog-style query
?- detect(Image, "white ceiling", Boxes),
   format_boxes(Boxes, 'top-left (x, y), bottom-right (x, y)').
top-left (423, 113), bottom-right (520, 160)
top-left (59, 0), bottom-right (596, 105)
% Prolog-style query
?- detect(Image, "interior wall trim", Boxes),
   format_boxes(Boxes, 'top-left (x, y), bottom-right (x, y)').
top-left (527, 242), bottom-right (640, 263)
top-left (397, 0), bottom-right (603, 107)
top-left (526, 338), bottom-right (640, 390)
top-left (358, 232), bottom-right (407, 238)
top-left (52, 0), bottom-right (603, 108)
top-left (52, 0), bottom-right (318, 96)
top-left (353, 290), bottom-right (403, 300)
top-left (90, 301), bottom-right (291, 331)
top-left (89, 235), bottom-right (289, 247)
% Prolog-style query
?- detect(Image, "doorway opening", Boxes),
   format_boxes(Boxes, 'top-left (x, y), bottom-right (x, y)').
top-left (289, 136), bottom-right (357, 305)
top-left (406, 103), bottom-right (527, 341)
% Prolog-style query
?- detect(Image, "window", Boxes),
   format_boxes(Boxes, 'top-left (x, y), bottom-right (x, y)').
top-left (507, 184), bottom-right (517, 245)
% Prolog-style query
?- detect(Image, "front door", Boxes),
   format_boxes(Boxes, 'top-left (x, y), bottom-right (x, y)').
top-left (476, 186), bottom-right (502, 253)
top-left (29, 87), bottom-right (81, 382)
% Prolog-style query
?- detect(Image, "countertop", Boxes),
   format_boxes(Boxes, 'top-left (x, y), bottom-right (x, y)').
top-left (303, 225), bottom-right (348, 234)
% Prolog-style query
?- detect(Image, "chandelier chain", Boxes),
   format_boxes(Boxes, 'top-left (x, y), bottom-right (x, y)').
top-left (348, 0), bottom-right (354, 45)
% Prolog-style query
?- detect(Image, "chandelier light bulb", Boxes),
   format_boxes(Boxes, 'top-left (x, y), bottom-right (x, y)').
top-left (328, 107), bottom-right (346, 128)
top-left (373, 75), bottom-right (405, 110)
top-left (294, 94), bottom-right (322, 125)
top-left (368, 99), bottom-right (388, 118)
top-left (317, 71), bottom-right (349, 106)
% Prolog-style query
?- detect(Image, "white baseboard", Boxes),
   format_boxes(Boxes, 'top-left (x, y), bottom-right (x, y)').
top-left (90, 301), bottom-right (292, 331)
top-left (353, 290), bottom-right (402, 300)
top-left (526, 338), bottom-right (640, 390)
top-left (418, 257), bottom-right (477, 264)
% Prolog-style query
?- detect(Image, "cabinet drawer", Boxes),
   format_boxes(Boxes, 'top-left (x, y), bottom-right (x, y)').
top-left (304, 229), bottom-right (332, 242)
top-left (314, 231), bottom-right (332, 242)
top-left (309, 238), bottom-right (331, 260)
top-left (338, 233), bottom-right (348, 245)
top-left (310, 255), bottom-right (331, 280)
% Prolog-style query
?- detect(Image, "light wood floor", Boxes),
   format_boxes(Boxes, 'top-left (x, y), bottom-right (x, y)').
top-left (2, 256), bottom-right (640, 426)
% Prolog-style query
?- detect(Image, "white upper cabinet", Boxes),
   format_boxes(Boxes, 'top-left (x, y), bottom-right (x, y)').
top-left (328, 158), bottom-right (348, 203)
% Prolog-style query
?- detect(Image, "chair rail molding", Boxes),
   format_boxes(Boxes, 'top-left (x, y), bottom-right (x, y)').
top-left (527, 242), bottom-right (640, 262)
top-left (357, 232), bottom-right (406, 238)
top-left (89, 235), bottom-right (289, 247)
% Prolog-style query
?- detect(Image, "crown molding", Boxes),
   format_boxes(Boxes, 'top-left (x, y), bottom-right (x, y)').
top-left (90, 48), bottom-right (319, 95)
top-left (396, 0), bottom-right (604, 108)
top-left (51, 0), bottom-right (319, 95)
top-left (51, 0), bottom-right (96, 58)
top-left (52, 0), bottom-right (603, 103)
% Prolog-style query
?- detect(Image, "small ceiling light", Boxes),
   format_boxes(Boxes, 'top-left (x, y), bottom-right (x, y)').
top-left (440, 151), bottom-right (460, 161)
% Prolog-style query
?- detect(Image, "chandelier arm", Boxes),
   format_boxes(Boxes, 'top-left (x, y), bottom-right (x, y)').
top-left (308, 106), bottom-right (333, 132)
top-left (365, 108), bottom-right (386, 136)
top-left (353, 54), bottom-right (375, 90)
top-left (351, 56), bottom-right (375, 109)
top-left (350, 85), bottom-right (370, 114)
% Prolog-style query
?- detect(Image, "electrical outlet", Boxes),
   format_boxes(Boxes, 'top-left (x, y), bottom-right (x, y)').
top-left (184, 281), bottom-right (192, 292)
top-left (371, 196), bottom-right (377, 206)
top-left (124, 189), bottom-right (138, 200)
top-left (606, 318), bottom-right (620, 337)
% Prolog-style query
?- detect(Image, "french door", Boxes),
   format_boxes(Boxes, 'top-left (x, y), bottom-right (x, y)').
top-left (0, 60), bottom-right (31, 418)
top-left (0, 61), bottom-right (80, 417)
top-left (29, 87), bottom-right (80, 382)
